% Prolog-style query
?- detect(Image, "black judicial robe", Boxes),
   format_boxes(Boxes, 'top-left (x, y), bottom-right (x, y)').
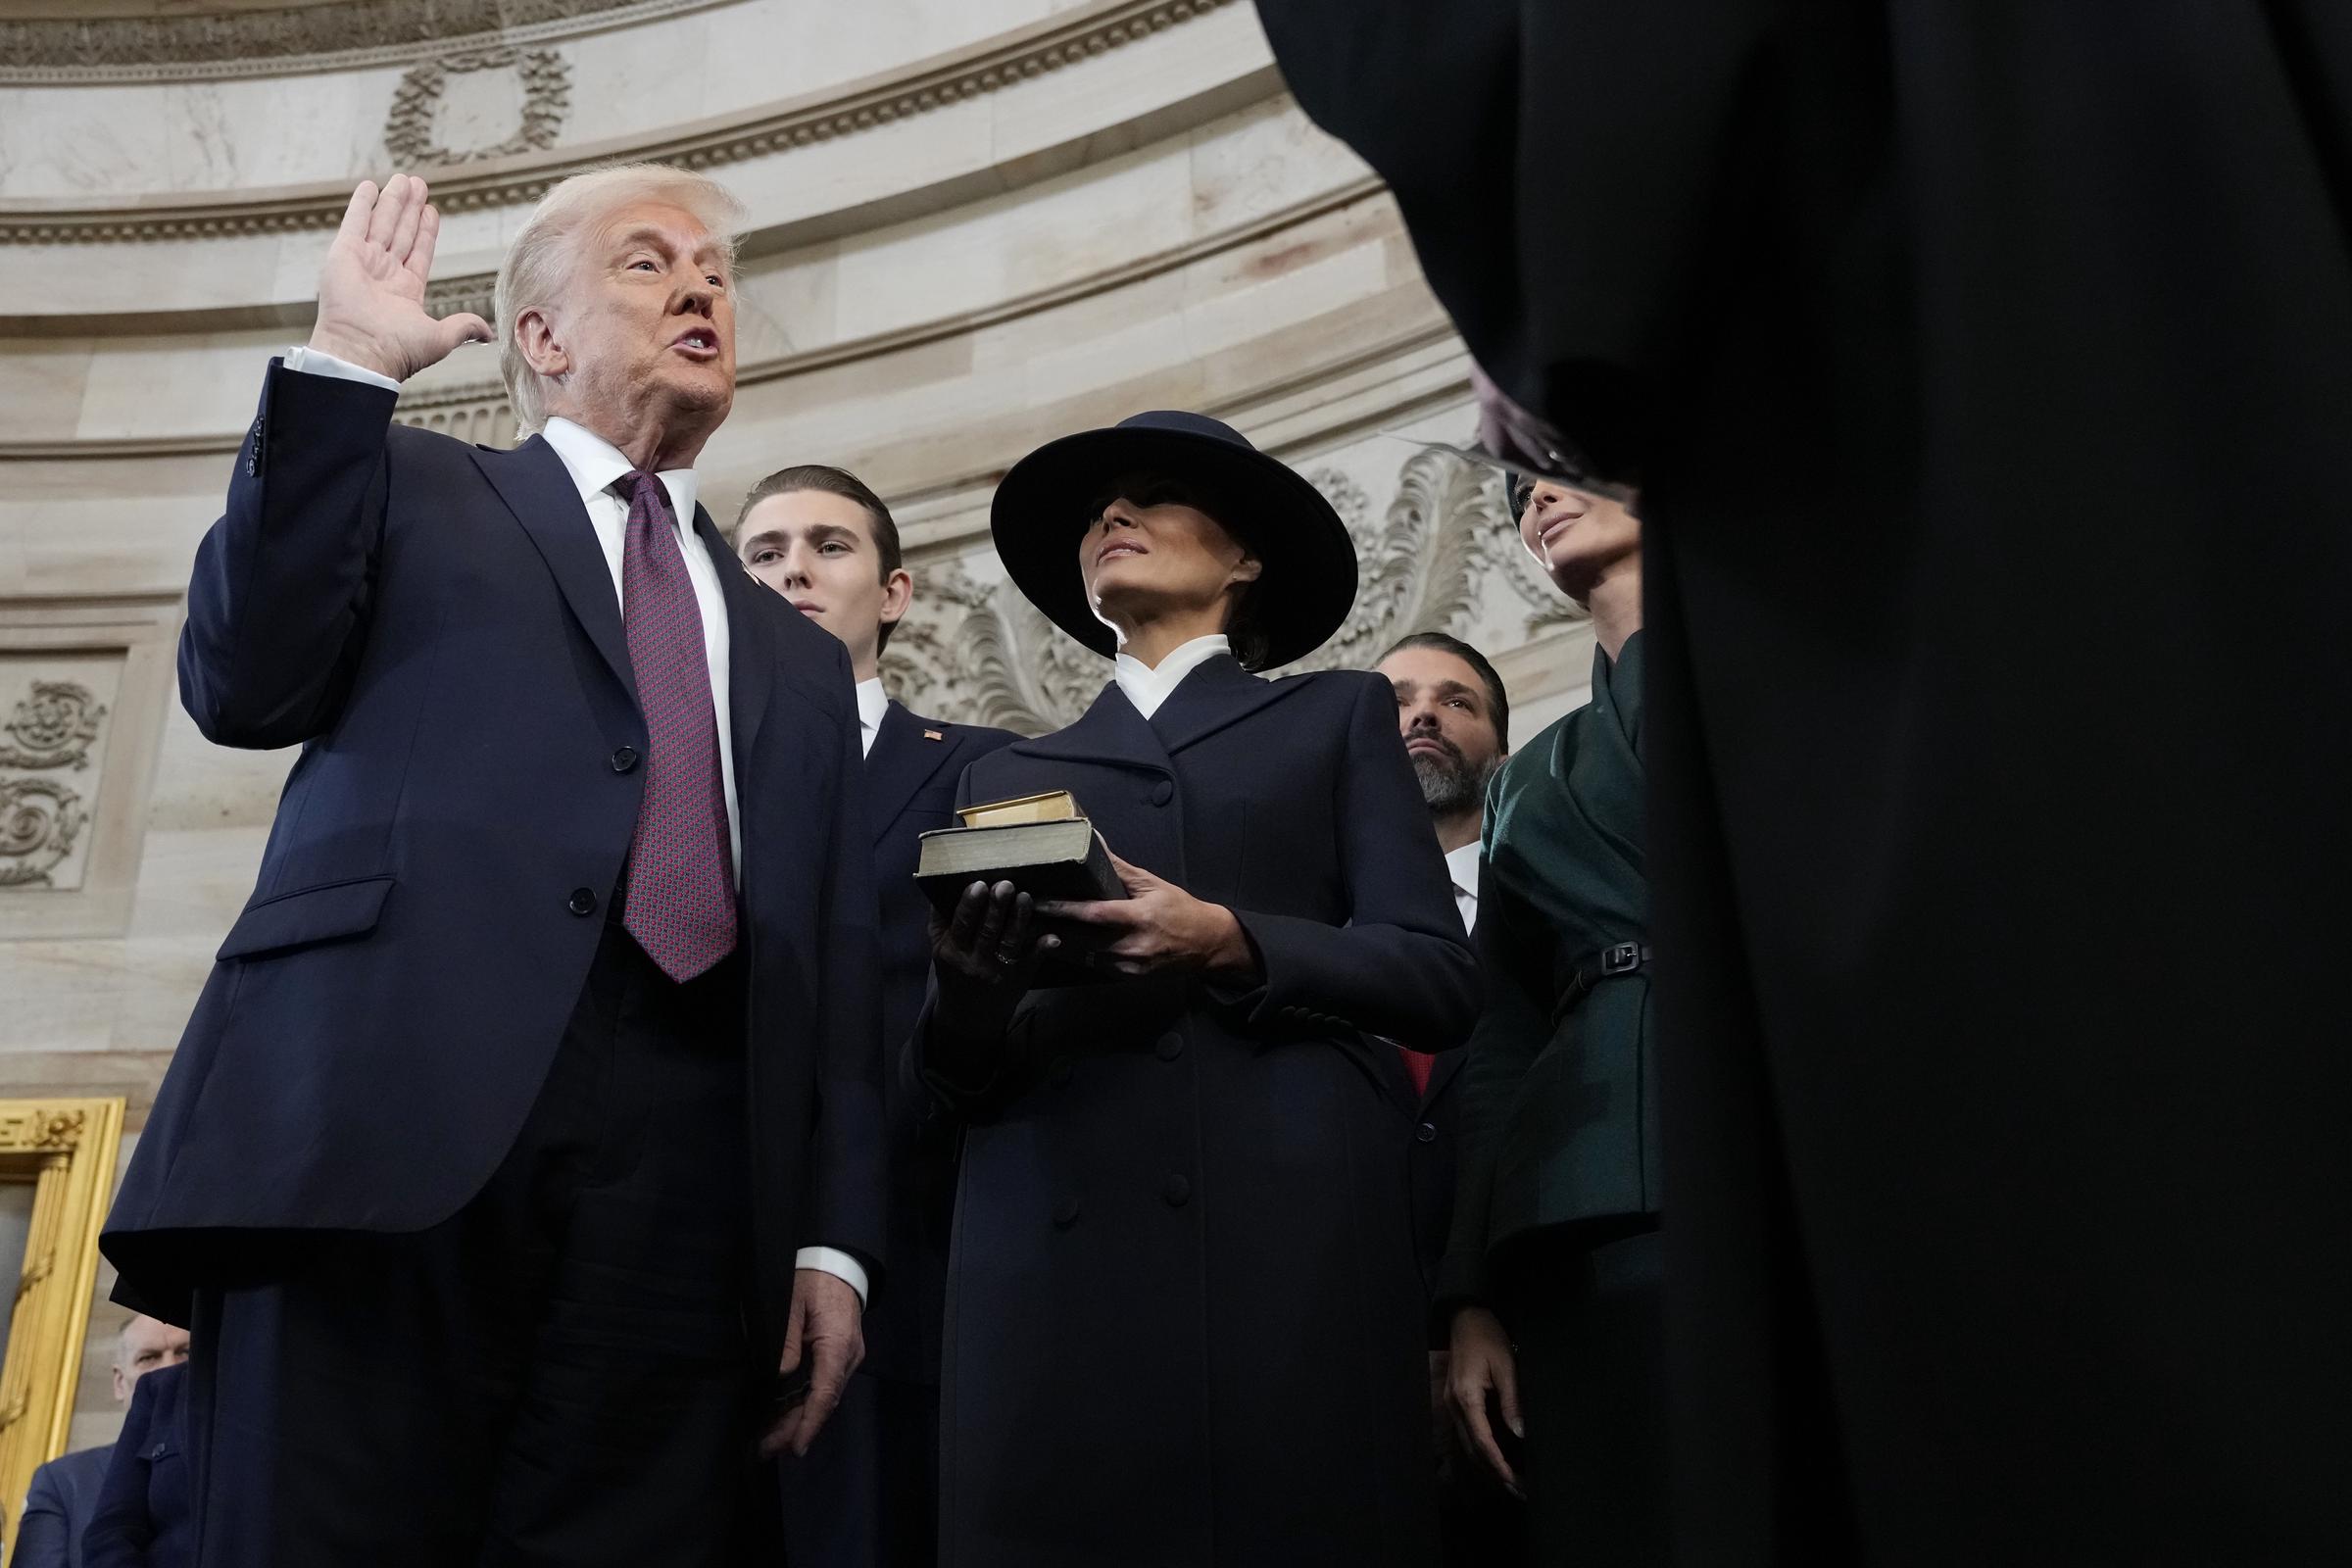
top-left (1257, 2), bottom-right (2352, 1561)
top-left (915, 657), bottom-right (1478, 1567)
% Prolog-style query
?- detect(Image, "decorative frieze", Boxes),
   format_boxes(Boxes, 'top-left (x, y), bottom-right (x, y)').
top-left (0, 0), bottom-right (1242, 245)
top-left (0, 0), bottom-right (722, 86)
top-left (384, 48), bottom-right (572, 168)
top-left (0, 675), bottom-right (113, 892)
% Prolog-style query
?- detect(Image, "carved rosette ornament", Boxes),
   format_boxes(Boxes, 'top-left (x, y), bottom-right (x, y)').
top-left (385, 47), bottom-right (572, 167)
top-left (0, 681), bottom-right (108, 770)
top-left (0, 778), bottom-right (89, 889)
top-left (881, 444), bottom-right (1585, 734)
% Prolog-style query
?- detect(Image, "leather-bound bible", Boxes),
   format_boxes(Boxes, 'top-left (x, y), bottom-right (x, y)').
top-left (914, 790), bottom-right (1126, 919)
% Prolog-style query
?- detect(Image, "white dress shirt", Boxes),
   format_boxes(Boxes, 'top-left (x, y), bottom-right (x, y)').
top-left (855, 677), bottom-right (889, 760)
top-left (1111, 633), bottom-right (1232, 720)
top-left (281, 348), bottom-right (863, 1306)
top-left (1446, 840), bottom-right (1482, 936)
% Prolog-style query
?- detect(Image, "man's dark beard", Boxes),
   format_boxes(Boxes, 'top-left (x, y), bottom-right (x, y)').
top-left (1408, 733), bottom-right (1494, 815)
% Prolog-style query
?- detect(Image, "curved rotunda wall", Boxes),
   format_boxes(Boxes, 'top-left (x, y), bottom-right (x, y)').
top-left (0, 0), bottom-right (1594, 1454)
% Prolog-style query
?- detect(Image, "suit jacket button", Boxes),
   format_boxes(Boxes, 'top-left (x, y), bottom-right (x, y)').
top-left (1048, 1054), bottom-right (1073, 1087)
top-left (1150, 779), bottom-right (1174, 807)
top-left (1155, 1035), bottom-right (1183, 1061)
top-left (1161, 1174), bottom-right (1192, 1207)
top-left (566, 887), bottom-right (598, 916)
top-left (1053, 1197), bottom-right (1081, 1228)
top-left (610, 745), bottom-right (640, 773)
top-left (1415, 1120), bottom-right (1439, 1144)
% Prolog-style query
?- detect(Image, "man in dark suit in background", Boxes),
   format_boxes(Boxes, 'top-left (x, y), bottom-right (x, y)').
top-left (13, 1315), bottom-right (189, 1568)
top-left (737, 466), bottom-right (1017, 1566)
top-left (101, 166), bottom-right (884, 1567)
top-left (1375, 633), bottom-right (1520, 1566)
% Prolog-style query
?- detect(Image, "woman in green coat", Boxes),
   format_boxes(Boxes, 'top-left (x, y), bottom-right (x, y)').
top-left (1438, 473), bottom-right (1658, 1563)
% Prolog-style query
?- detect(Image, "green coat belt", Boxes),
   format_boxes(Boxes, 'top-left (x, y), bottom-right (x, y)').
top-left (1438, 631), bottom-right (1658, 1308)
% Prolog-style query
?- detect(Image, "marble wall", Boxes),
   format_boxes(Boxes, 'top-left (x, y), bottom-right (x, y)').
top-left (0, 0), bottom-right (1591, 1456)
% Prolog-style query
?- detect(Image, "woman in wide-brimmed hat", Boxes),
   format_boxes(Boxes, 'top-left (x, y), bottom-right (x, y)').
top-left (912, 412), bottom-right (1479, 1566)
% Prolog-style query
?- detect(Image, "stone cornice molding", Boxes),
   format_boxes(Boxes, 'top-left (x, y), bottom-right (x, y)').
top-left (0, 0), bottom-right (728, 87)
top-left (0, 0), bottom-right (1240, 245)
top-left (0, 174), bottom-right (1393, 462)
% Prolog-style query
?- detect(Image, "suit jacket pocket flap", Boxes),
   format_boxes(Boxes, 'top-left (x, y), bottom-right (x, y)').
top-left (217, 875), bottom-right (394, 960)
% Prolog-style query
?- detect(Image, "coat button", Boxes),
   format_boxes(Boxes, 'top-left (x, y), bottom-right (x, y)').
top-left (1415, 1121), bottom-right (1439, 1144)
top-left (1053, 1197), bottom-right (1081, 1228)
top-left (1155, 1035), bottom-right (1183, 1061)
top-left (610, 745), bottom-right (639, 773)
top-left (1149, 779), bottom-right (1174, 807)
top-left (1048, 1054), bottom-right (1073, 1087)
top-left (1161, 1174), bottom-right (1191, 1207)
top-left (566, 887), bottom-right (598, 916)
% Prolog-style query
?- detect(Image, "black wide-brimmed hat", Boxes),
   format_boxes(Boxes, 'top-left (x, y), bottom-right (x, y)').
top-left (990, 411), bottom-right (1358, 669)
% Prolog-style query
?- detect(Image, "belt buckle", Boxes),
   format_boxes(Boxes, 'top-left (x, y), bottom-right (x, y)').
top-left (1601, 942), bottom-right (1642, 977)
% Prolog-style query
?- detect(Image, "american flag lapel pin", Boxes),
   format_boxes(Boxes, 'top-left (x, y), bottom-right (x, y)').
top-left (923, 728), bottom-right (946, 742)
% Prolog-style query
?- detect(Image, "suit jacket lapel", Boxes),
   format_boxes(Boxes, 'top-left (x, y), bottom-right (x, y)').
top-left (864, 702), bottom-right (967, 834)
top-left (471, 436), bottom-right (637, 704)
top-left (697, 511), bottom-right (773, 769)
top-left (1150, 655), bottom-right (1314, 756)
top-left (1419, 1047), bottom-right (1465, 1112)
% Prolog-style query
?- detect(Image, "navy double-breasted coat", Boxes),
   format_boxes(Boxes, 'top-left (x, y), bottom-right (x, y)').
top-left (916, 655), bottom-right (1479, 1566)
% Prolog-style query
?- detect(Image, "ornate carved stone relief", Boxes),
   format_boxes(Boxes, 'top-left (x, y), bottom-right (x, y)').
top-left (385, 47), bottom-right (572, 167)
top-left (0, 603), bottom-right (176, 938)
top-left (0, 0), bottom-right (1245, 245)
top-left (0, 0), bottom-right (721, 86)
top-left (880, 442), bottom-right (1588, 734)
top-left (0, 675), bottom-right (111, 892)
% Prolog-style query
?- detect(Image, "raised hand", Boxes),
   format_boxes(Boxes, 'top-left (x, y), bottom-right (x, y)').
top-left (308, 173), bottom-right (492, 382)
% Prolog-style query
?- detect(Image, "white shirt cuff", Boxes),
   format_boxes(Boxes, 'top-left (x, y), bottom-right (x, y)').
top-left (281, 345), bottom-right (400, 392)
top-left (794, 1246), bottom-right (869, 1307)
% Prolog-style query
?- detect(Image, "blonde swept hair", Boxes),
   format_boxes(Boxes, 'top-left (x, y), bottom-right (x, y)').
top-left (493, 163), bottom-right (747, 434)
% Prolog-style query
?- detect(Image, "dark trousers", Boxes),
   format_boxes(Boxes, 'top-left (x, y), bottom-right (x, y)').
top-left (778, 1368), bottom-right (940, 1567)
top-left (184, 920), bottom-right (760, 1568)
top-left (1499, 1227), bottom-right (1668, 1567)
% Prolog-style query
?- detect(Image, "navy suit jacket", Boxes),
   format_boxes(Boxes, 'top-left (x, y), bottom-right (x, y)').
top-left (80, 1365), bottom-right (189, 1568)
top-left (860, 700), bottom-right (1017, 1385)
top-left (102, 364), bottom-right (885, 1350)
top-left (15, 1446), bottom-right (109, 1568)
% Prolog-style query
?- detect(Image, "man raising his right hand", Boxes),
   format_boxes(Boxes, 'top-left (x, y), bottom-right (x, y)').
top-left (102, 166), bottom-right (884, 1567)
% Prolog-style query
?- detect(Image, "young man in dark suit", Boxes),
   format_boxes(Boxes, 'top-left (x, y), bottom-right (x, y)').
top-left (737, 466), bottom-right (1017, 1566)
top-left (102, 167), bottom-right (884, 1567)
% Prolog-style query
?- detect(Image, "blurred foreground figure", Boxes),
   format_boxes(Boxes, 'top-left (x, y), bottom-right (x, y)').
top-left (1258, 3), bottom-right (2352, 1561)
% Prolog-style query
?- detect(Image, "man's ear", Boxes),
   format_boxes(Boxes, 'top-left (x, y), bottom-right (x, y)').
top-left (514, 304), bottom-right (567, 380)
top-left (878, 567), bottom-right (915, 630)
top-left (1230, 554), bottom-right (1264, 587)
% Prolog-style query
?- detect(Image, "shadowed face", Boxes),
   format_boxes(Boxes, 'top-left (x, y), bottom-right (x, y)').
top-left (1074, 474), bottom-right (1261, 643)
top-left (735, 489), bottom-right (911, 679)
top-left (1516, 477), bottom-right (1641, 604)
top-left (525, 198), bottom-right (736, 451)
top-left (112, 1313), bottom-right (189, 1404)
top-left (1379, 645), bottom-right (1505, 815)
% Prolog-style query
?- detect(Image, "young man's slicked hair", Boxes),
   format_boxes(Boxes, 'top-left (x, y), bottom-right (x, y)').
top-left (734, 465), bottom-right (908, 653)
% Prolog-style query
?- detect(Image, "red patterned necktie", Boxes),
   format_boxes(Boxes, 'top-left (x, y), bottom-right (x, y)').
top-left (614, 469), bottom-right (737, 981)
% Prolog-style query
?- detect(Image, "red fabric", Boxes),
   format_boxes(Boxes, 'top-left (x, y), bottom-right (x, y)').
top-left (1396, 1045), bottom-right (1435, 1101)
top-left (616, 470), bottom-right (737, 981)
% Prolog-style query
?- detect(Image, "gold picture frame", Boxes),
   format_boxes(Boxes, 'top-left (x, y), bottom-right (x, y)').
top-left (0, 1098), bottom-right (124, 1552)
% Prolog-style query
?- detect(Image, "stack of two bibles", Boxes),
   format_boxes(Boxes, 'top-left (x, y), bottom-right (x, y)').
top-left (915, 791), bottom-right (1124, 982)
